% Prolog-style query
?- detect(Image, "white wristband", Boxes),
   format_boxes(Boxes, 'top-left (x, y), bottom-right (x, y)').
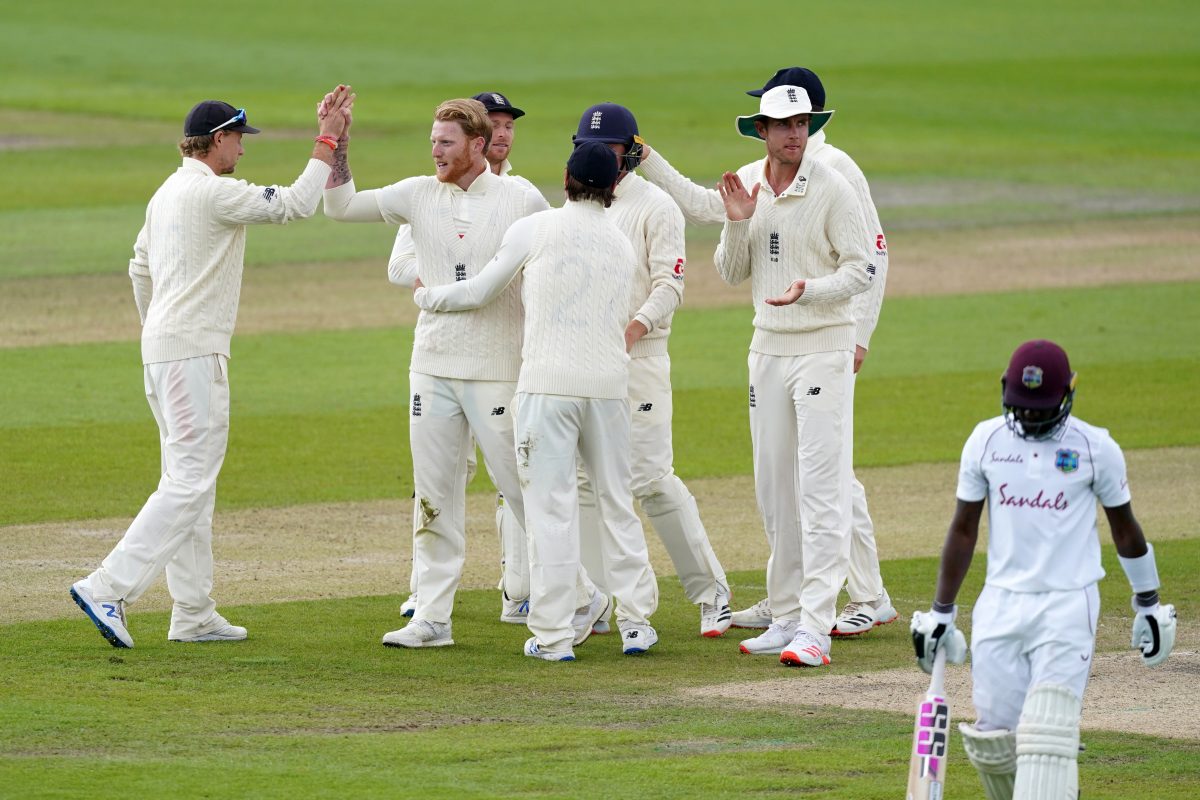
top-left (1118, 543), bottom-right (1160, 593)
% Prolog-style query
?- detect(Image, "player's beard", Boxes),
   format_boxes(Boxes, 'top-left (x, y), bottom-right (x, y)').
top-left (436, 148), bottom-right (476, 185)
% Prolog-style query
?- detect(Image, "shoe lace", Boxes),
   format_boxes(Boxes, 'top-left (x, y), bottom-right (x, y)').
top-left (840, 601), bottom-right (866, 618)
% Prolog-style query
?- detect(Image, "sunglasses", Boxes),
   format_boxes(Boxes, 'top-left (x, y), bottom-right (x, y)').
top-left (209, 108), bottom-right (247, 134)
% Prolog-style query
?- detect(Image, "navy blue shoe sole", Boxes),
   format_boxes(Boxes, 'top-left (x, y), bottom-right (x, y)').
top-left (70, 588), bottom-right (131, 649)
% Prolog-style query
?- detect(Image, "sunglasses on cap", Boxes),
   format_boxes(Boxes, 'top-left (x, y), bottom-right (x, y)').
top-left (209, 108), bottom-right (247, 134)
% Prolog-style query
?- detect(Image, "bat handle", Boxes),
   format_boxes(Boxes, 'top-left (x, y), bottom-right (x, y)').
top-left (930, 646), bottom-right (947, 694)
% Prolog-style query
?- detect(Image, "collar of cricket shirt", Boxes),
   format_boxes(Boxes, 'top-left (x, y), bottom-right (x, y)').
top-left (761, 155), bottom-right (814, 199)
top-left (181, 157), bottom-right (217, 177)
top-left (451, 166), bottom-right (499, 195)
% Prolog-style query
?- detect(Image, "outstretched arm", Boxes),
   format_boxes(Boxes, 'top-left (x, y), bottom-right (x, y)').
top-left (637, 144), bottom-right (728, 225)
top-left (413, 216), bottom-right (536, 311)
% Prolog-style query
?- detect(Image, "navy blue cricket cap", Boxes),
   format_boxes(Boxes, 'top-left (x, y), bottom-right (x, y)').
top-left (471, 91), bottom-right (525, 119)
top-left (567, 139), bottom-right (619, 188)
top-left (746, 67), bottom-right (826, 109)
top-left (184, 100), bottom-right (260, 136)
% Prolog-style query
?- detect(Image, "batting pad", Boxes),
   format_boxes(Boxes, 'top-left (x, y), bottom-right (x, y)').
top-left (1014, 684), bottom-right (1081, 800)
top-left (959, 723), bottom-right (1016, 800)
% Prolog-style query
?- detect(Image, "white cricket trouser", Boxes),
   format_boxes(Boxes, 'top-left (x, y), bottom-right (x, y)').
top-left (86, 354), bottom-right (230, 639)
top-left (970, 583), bottom-right (1098, 731)
top-left (841, 372), bottom-right (884, 602)
top-left (408, 372), bottom-right (528, 624)
top-left (517, 393), bottom-right (658, 651)
top-left (579, 354), bottom-right (726, 605)
top-left (405, 449), bottom-right (529, 604)
top-left (749, 350), bottom-right (851, 635)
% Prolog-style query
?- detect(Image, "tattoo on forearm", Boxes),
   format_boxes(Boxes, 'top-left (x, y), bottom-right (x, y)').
top-left (329, 146), bottom-right (352, 188)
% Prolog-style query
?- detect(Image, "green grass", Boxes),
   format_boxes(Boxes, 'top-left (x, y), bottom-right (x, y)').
top-left (1, 2), bottom-right (1198, 281)
top-left (3, 282), bottom-right (1198, 524)
top-left (3, 539), bottom-right (1197, 798)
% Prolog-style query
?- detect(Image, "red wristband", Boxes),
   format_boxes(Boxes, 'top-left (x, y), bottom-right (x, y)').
top-left (314, 135), bottom-right (338, 150)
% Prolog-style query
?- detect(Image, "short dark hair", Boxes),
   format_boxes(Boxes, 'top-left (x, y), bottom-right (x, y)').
top-left (565, 175), bottom-right (614, 208)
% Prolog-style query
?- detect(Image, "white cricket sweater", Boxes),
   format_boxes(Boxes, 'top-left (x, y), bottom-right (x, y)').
top-left (805, 131), bottom-right (890, 351)
top-left (414, 200), bottom-right (636, 400)
top-left (128, 157), bottom-right (331, 364)
top-left (324, 168), bottom-right (548, 381)
top-left (609, 173), bottom-right (685, 359)
top-left (386, 160), bottom-right (542, 287)
top-left (639, 150), bottom-right (871, 356)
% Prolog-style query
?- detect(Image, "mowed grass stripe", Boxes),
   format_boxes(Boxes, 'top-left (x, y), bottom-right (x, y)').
top-left (3, 283), bottom-right (1198, 524)
top-left (2, 539), bottom-right (1198, 798)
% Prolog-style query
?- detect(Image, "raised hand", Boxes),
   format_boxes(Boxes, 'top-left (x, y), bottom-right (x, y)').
top-left (717, 171), bottom-right (759, 221)
top-left (317, 85), bottom-right (355, 141)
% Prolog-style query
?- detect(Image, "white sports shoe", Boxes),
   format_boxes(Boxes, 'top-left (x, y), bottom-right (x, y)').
top-left (70, 580), bottom-right (134, 649)
top-left (700, 584), bottom-right (733, 638)
top-left (831, 589), bottom-right (900, 637)
top-left (780, 628), bottom-right (831, 667)
top-left (620, 623), bottom-right (659, 655)
top-left (382, 619), bottom-right (454, 648)
top-left (171, 619), bottom-right (248, 643)
top-left (400, 593), bottom-right (418, 618)
top-left (572, 590), bottom-right (612, 646)
top-left (730, 597), bottom-right (772, 629)
top-left (738, 620), bottom-right (799, 655)
top-left (523, 637), bottom-right (575, 662)
top-left (500, 592), bottom-right (530, 624)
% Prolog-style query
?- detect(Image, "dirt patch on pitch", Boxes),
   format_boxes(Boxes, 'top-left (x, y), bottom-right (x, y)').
top-left (4, 216), bottom-right (1199, 349)
top-left (681, 649), bottom-right (1200, 740)
top-left (3, 447), bottom-right (1194, 624)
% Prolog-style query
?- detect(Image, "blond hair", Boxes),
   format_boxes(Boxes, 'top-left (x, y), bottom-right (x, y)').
top-left (178, 134), bottom-right (215, 159)
top-left (434, 98), bottom-right (492, 150)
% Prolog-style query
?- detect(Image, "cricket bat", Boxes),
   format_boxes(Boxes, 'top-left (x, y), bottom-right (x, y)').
top-left (905, 647), bottom-right (950, 800)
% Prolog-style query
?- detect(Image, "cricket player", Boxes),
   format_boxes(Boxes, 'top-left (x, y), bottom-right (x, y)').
top-left (570, 103), bottom-right (732, 638)
top-left (638, 85), bottom-right (873, 667)
top-left (386, 92), bottom-right (536, 625)
top-left (729, 67), bottom-right (897, 637)
top-left (414, 140), bottom-right (660, 660)
top-left (322, 97), bottom-right (559, 648)
top-left (912, 339), bottom-right (1177, 800)
top-left (70, 87), bottom-right (355, 648)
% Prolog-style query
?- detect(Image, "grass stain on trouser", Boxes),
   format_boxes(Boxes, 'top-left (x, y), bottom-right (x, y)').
top-left (418, 497), bottom-right (440, 527)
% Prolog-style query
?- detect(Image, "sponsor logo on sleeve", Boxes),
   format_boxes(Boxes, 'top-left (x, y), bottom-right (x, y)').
top-left (875, 233), bottom-right (887, 254)
top-left (673, 258), bottom-right (685, 280)
top-left (262, 187), bottom-right (276, 203)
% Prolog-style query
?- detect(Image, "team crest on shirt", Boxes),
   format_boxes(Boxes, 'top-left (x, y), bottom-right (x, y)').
top-left (1022, 365), bottom-right (1044, 389)
top-left (1055, 449), bottom-right (1080, 473)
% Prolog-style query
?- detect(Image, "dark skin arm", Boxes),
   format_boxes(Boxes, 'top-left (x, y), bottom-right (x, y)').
top-left (934, 499), bottom-right (985, 608)
top-left (1104, 502), bottom-right (1149, 558)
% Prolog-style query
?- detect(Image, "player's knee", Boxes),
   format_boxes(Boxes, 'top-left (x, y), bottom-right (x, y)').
top-left (635, 475), bottom-right (685, 515)
top-left (1014, 684), bottom-right (1081, 800)
top-left (959, 723), bottom-right (1016, 800)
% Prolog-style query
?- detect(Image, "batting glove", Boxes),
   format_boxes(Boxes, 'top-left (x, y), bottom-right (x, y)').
top-left (911, 608), bottom-right (967, 675)
top-left (1131, 600), bottom-right (1177, 668)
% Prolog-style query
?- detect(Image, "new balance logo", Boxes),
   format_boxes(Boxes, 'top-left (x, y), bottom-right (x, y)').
top-left (806, 387), bottom-right (821, 396)
top-left (455, 263), bottom-right (467, 281)
top-left (103, 603), bottom-right (120, 619)
top-left (411, 394), bottom-right (422, 416)
top-left (261, 187), bottom-right (276, 203)
top-left (637, 403), bottom-right (653, 412)
top-left (491, 407), bottom-right (506, 416)
top-left (867, 263), bottom-right (876, 276)
top-left (749, 385), bottom-right (756, 408)
top-left (769, 232), bottom-right (780, 263)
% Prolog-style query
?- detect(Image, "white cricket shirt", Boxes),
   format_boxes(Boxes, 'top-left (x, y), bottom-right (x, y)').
top-left (957, 415), bottom-right (1132, 592)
